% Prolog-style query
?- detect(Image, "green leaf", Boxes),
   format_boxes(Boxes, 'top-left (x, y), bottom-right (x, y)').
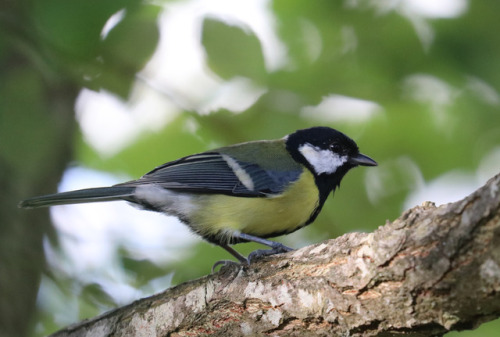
top-left (98, 4), bottom-right (161, 97)
top-left (202, 18), bottom-right (267, 83)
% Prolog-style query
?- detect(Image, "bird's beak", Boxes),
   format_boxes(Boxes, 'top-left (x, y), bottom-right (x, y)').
top-left (349, 153), bottom-right (377, 166)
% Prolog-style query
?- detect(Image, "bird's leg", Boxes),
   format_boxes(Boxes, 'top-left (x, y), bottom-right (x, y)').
top-left (236, 233), bottom-right (294, 263)
top-left (212, 233), bottom-right (294, 272)
top-left (212, 243), bottom-right (248, 273)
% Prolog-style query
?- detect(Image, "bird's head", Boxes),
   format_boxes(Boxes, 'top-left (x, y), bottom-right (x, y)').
top-left (285, 126), bottom-right (377, 188)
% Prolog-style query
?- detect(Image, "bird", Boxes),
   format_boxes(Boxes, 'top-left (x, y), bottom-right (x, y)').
top-left (19, 126), bottom-right (377, 268)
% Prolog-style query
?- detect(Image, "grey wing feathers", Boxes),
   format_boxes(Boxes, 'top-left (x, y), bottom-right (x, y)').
top-left (118, 152), bottom-right (302, 197)
top-left (20, 151), bottom-right (303, 208)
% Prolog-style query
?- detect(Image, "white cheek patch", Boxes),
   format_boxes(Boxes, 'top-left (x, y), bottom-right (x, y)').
top-left (299, 143), bottom-right (347, 174)
top-left (222, 154), bottom-right (255, 191)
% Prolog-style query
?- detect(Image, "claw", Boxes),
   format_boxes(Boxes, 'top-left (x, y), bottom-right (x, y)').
top-left (211, 259), bottom-right (246, 273)
top-left (248, 244), bottom-right (293, 263)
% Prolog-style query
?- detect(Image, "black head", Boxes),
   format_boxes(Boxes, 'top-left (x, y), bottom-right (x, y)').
top-left (285, 126), bottom-right (377, 188)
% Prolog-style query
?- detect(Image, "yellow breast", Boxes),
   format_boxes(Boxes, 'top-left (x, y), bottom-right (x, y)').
top-left (190, 170), bottom-right (319, 241)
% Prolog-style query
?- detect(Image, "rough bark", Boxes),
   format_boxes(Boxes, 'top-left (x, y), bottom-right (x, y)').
top-left (52, 172), bottom-right (500, 337)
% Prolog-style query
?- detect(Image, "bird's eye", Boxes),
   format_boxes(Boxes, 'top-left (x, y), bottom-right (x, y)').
top-left (329, 143), bottom-right (341, 152)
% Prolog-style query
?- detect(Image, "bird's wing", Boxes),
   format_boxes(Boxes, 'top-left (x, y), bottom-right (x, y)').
top-left (117, 152), bottom-right (303, 197)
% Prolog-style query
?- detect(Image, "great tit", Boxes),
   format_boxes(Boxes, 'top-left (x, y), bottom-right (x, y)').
top-left (19, 126), bottom-right (377, 266)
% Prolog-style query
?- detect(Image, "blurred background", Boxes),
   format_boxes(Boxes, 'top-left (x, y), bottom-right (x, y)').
top-left (1, 0), bottom-right (500, 336)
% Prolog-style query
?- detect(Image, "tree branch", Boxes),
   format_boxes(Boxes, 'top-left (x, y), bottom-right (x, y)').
top-left (52, 172), bottom-right (500, 337)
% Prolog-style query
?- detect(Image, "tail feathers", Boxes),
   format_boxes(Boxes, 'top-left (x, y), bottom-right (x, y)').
top-left (19, 186), bottom-right (135, 209)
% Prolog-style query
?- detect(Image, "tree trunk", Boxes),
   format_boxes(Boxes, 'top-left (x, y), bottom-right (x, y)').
top-left (52, 172), bottom-right (500, 337)
top-left (0, 3), bottom-right (77, 335)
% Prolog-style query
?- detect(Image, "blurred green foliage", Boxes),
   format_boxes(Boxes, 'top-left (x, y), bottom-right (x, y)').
top-left (2, 0), bottom-right (500, 336)
top-left (202, 18), bottom-right (267, 83)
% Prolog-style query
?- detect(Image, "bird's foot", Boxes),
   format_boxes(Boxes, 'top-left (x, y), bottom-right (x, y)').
top-left (211, 259), bottom-right (246, 273)
top-left (214, 240), bottom-right (294, 273)
top-left (248, 243), bottom-right (293, 263)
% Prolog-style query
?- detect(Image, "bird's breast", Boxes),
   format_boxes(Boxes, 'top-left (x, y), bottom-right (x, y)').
top-left (189, 169), bottom-right (320, 241)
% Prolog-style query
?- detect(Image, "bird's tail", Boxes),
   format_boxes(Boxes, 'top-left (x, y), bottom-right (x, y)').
top-left (18, 186), bottom-right (135, 209)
